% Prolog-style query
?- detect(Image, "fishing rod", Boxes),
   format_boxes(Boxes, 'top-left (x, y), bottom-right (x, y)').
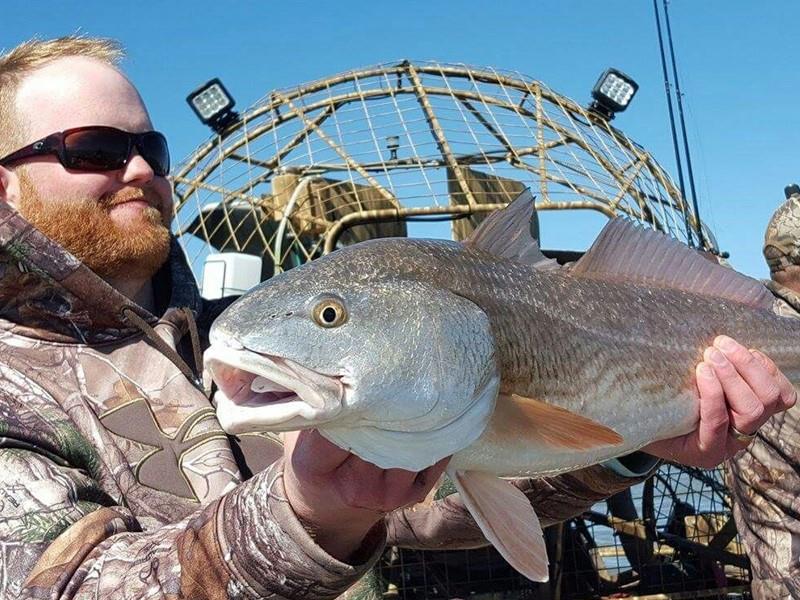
top-left (663, 0), bottom-right (705, 249)
top-left (653, 0), bottom-right (693, 248)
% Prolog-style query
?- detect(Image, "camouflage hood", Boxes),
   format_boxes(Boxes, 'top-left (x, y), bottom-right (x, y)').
top-left (0, 202), bottom-right (202, 344)
top-left (763, 192), bottom-right (800, 274)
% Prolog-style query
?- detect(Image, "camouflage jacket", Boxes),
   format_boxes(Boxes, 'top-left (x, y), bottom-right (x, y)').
top-left (0, 204), bottom-right (651, 599)
top-left (0, 205), bottom-right (382, 599)
top-left (726, 279), bottom-right (800, 599)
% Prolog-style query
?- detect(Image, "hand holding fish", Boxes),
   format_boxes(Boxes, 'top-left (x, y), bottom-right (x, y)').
top-left (642, 335), bottom-right (796, 468)
top-left (282, 428), bottom-right (449, 562)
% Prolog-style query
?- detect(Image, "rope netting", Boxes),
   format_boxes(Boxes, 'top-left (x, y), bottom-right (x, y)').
top-left (173, 60), bottom-right (713, 281)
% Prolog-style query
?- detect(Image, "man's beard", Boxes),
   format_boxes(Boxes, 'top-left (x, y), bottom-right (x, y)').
top-left (17, 173), bottom-right (171, 281)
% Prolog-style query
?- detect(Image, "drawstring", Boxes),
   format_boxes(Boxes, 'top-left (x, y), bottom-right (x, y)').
top-left (181, 306), bottom-right (205, 385)
top-left (121, 306), bottom-right (207, 397)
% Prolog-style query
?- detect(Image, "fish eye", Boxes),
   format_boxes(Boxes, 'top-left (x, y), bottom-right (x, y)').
top-left (312, 298), bottom-right (348, 328)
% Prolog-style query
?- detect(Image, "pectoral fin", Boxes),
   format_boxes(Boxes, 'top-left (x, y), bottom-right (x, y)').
top-left (450, 468), bottom-right (549, 582)
top-left (497, 394), bottom-right (624, 450)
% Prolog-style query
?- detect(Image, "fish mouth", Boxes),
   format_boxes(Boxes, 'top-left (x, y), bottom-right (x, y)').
top-left (204, 343), bottom-right (344, 434)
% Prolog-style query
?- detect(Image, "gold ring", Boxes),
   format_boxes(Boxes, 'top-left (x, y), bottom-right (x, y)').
top-left (730, 424), bottom-right (758, 443)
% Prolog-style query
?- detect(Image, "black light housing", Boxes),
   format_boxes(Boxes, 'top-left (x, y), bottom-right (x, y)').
top-left (186, 78), bottom-right (240, 135)
top-left (386, 135), bottom-right (400, 160)
top-left (589, 68), bottom-right (639, 120)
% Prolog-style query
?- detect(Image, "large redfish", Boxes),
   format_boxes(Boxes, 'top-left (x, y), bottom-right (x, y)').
top-left (205, 190), bottom-right (799, 581)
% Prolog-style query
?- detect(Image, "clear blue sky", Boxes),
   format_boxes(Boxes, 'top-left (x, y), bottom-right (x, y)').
top-left (4, 1), bottom-right (798, 278)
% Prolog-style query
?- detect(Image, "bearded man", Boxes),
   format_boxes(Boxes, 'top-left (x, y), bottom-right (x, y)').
top-left (0, 36), bottom-right (792, 599)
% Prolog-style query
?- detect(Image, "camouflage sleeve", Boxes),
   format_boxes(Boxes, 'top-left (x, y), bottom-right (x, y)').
top-left (3, 448), bottom-right (383, 599)
top-left (726, 405), bottom-right (800, 599)
top-left (385, 463), bottom-right (652, 549)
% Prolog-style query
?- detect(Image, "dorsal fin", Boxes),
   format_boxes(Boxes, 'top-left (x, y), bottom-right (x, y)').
top-left (570, 218), bottom-right (773, 310)
top-left (464, 189), bottom-right (559, 270)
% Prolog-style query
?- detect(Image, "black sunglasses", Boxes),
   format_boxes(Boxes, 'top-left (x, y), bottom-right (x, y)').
top-left (0, 126), bottom-right (170, 177)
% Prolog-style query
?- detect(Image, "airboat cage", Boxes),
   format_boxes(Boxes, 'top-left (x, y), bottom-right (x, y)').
top-left (172, 61), bottom-right (745, 599)
top-left (173, 60), bottom-right (715, 282)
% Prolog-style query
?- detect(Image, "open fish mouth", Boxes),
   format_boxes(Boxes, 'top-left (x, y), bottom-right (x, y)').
top-left (204, 343), bottom-right (345, 434)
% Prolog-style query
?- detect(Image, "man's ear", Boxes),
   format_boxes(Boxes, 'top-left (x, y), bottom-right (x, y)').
top-left (0, 166), bottom-right (21, 209)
